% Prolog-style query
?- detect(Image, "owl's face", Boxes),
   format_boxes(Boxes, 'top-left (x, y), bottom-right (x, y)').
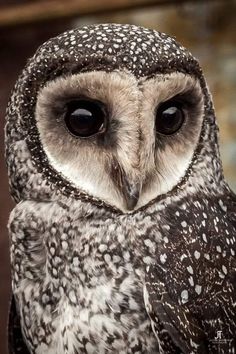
top-left (36, 69), bottom-right (204, 211)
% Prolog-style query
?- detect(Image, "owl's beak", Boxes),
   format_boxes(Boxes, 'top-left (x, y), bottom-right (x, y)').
top-left (121, 176), bottom-right (140, 210)
top-left (111, 161), bottom-right (140, 210)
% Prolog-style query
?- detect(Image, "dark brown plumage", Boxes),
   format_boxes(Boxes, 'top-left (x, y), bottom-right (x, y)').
top-left (145, 193), bottom-right (236, 353)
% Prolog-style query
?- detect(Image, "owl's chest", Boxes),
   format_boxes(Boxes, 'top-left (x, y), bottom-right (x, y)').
top-left (15, 210), bottom-right (160, 353)
top-left (53, 218), bottom-right (156, 302)
top-left (44, 222), bottom-right (158, 352)
top-left (44, 212), bottom-right (159, 288)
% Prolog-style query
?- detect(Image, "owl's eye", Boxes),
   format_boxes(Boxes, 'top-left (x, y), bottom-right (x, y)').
top-left (65, 99), bottom-right (106, 138)
top-left (155, 101), bottom-right (185, 135)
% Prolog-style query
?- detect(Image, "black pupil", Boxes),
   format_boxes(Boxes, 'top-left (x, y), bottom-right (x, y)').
top-left (65, 100), bottom-right (105, 137)
top-left (156, 103), bottom-right (184, 135)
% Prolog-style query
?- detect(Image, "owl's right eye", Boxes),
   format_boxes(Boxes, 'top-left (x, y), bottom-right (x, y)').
top-left (65, 99), bottom-right (106, 138)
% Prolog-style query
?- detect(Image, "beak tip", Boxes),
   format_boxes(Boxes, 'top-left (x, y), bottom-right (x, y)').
top-left (126, 199), bottom-right (138, 210)
top-left (123, 188), bottom-right (140, 210)
top-left (112, 162), bottom-right (141, 210)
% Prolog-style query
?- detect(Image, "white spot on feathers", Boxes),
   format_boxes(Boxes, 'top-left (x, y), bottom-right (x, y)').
top-left (181, 290), bottom-right (189, 304)
top-left (195, 285), bottom-right (202, 295)
top-left (187, 266), bottom-right (194, 274)
top-left (160, 253), bottom-right (167, 264)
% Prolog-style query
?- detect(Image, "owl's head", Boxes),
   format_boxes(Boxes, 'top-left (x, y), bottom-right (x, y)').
top-left (5, 24), bottom-right (224, 212)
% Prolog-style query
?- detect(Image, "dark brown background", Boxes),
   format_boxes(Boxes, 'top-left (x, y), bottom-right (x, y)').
top-left (0, 1), bottom-right (235, 353)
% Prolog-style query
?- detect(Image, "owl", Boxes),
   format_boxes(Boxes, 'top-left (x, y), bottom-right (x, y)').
top-left (5, 23), bottom-right (236, 354)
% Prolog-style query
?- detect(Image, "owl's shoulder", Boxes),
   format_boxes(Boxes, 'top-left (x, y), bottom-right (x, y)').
top-left (144, 189), bottom-right (236, 353)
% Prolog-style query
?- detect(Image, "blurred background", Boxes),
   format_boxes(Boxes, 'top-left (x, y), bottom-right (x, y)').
top-left (0, 0), bottom-right (235, 353)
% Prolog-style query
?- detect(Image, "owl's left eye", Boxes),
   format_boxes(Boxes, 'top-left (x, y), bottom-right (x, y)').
top-left (155, 101), bottom-right (185, 136)
top-left (65, 99), bottom-right (106, 138)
